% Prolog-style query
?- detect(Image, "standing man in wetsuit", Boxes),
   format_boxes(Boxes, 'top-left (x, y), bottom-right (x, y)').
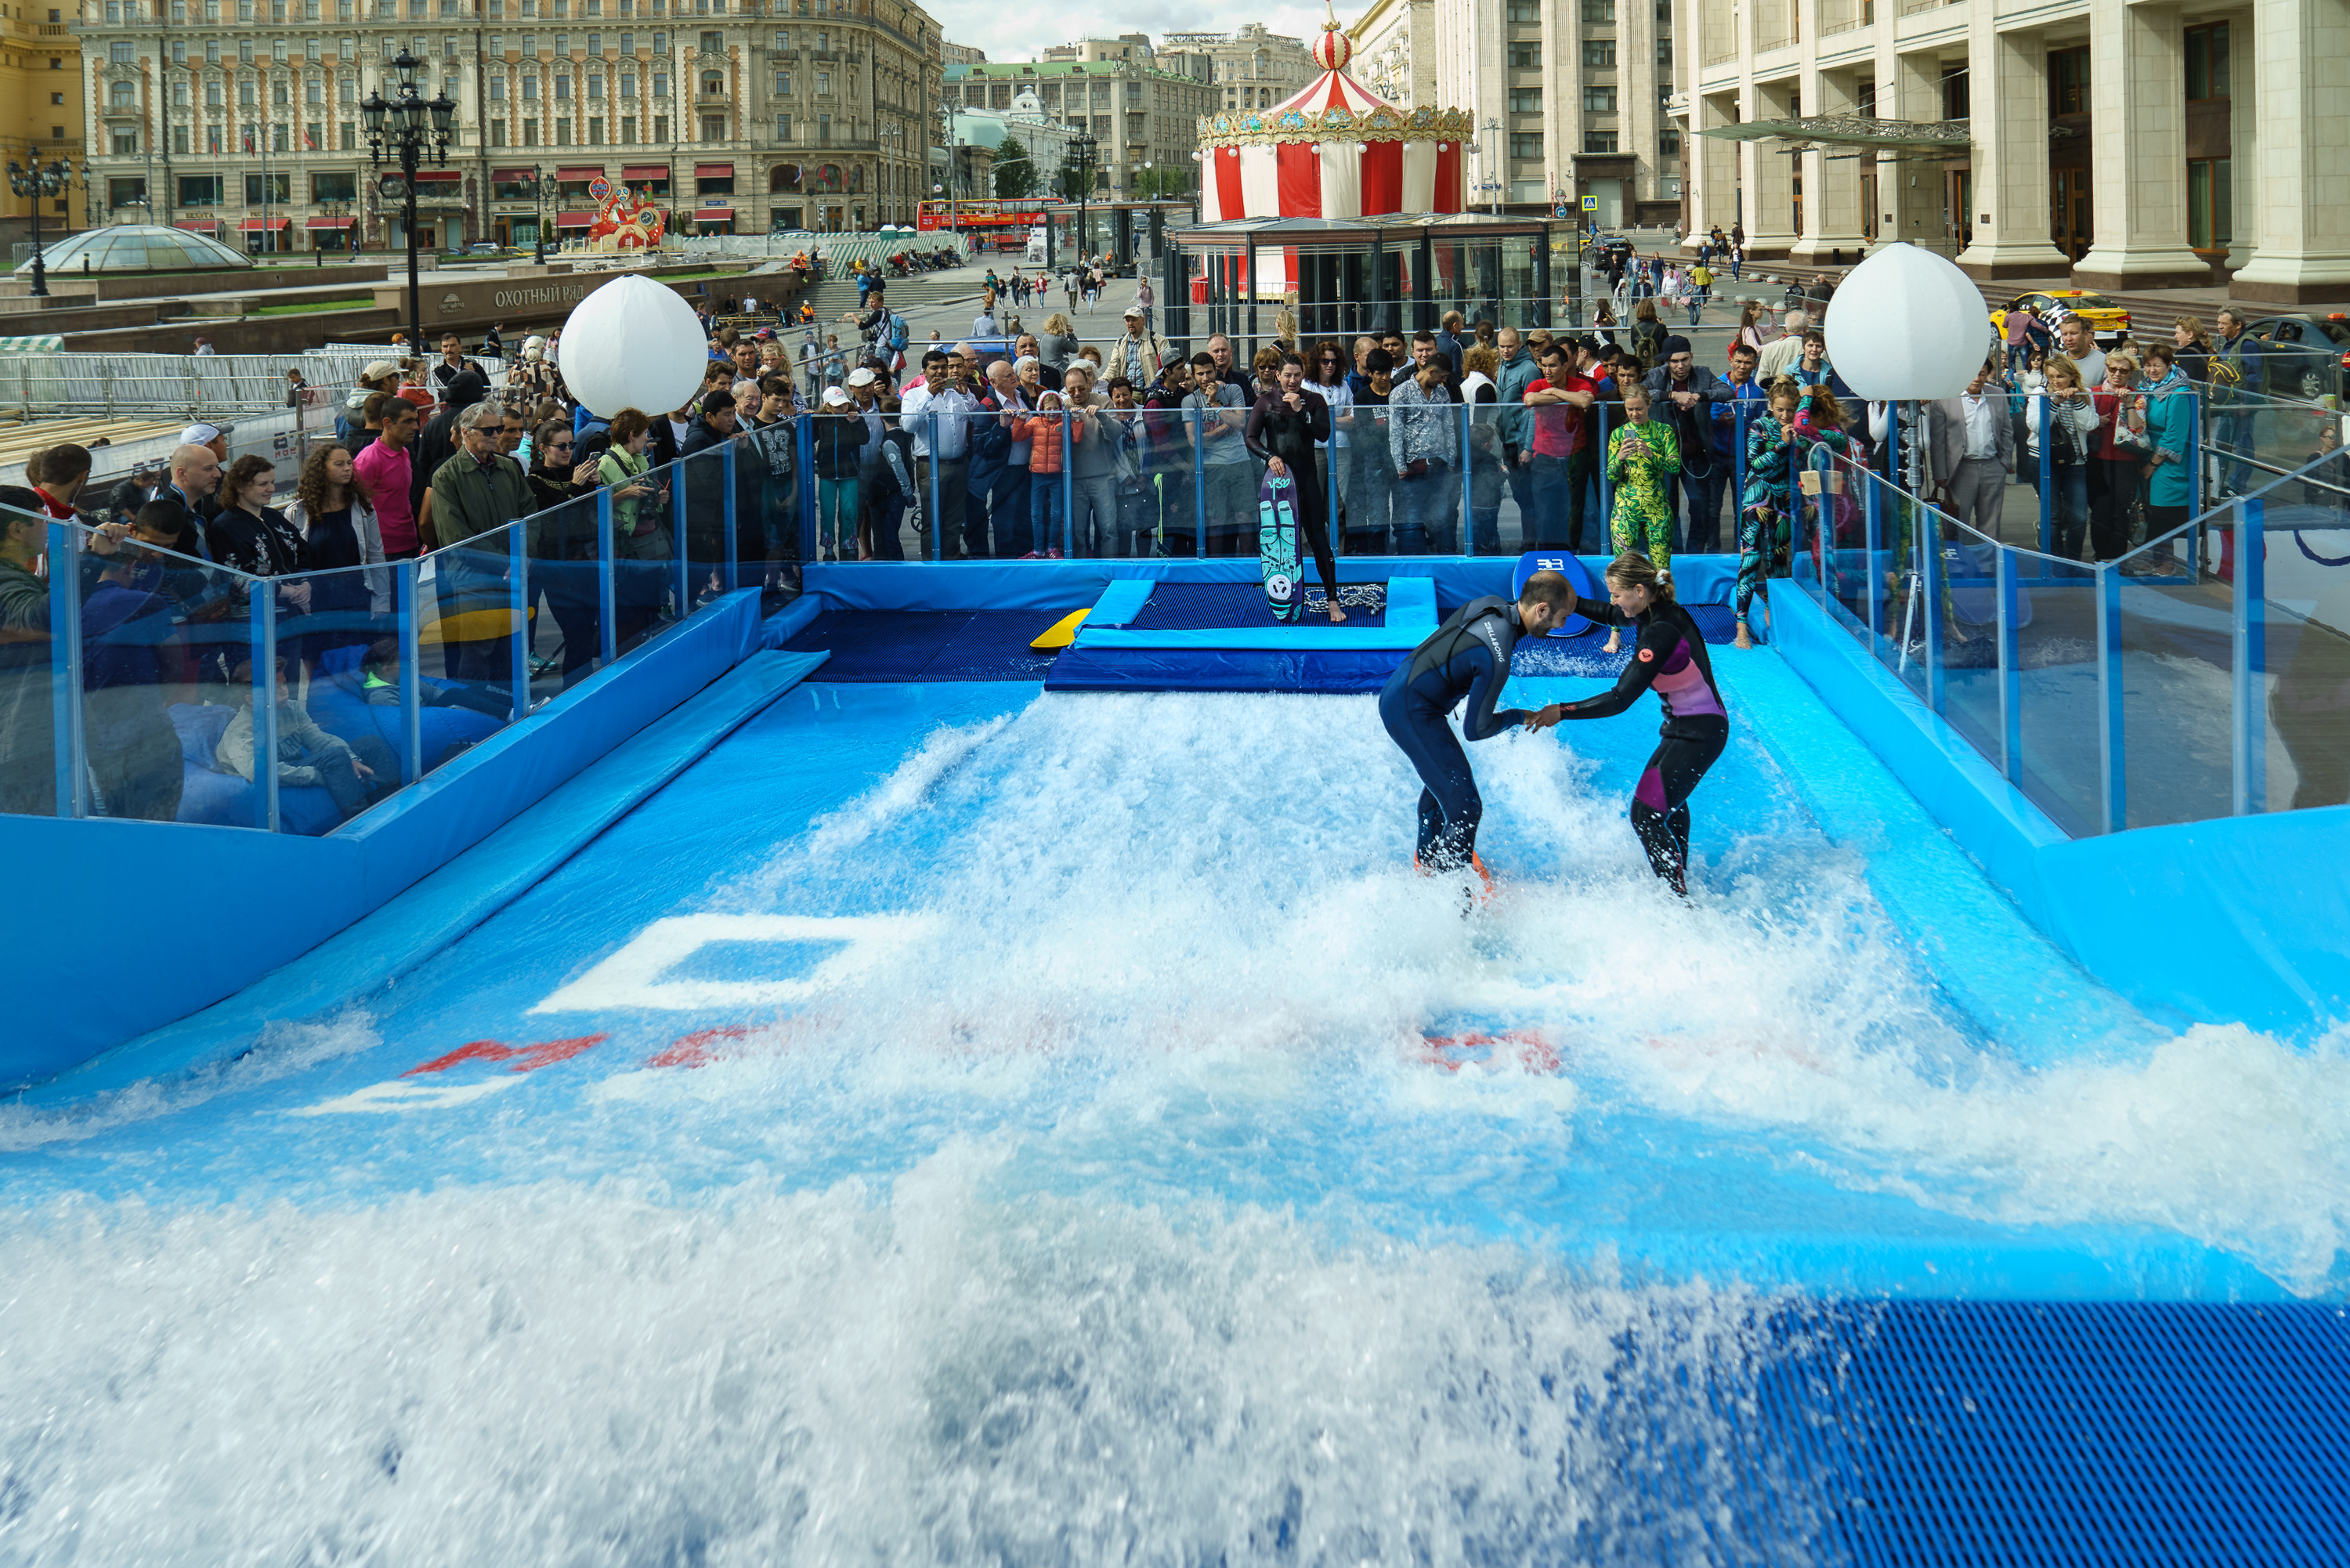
top-left (1381, 571), bottom-right (1581, 884)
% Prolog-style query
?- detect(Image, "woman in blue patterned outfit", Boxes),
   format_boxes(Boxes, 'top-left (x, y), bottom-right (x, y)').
top-left (1734, 379), bottom-right (1799, 648)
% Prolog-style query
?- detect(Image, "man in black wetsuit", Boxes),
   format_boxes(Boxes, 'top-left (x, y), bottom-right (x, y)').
top-left (1380, 571), bottom-right (1581, 883)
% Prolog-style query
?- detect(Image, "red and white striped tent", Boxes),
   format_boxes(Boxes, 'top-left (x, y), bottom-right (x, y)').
top-left (1195, 20), bottom-right (1473, 225)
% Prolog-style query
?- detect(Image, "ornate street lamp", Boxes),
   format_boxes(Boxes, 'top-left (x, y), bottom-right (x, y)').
top-left (524, 163), bottom-right (548, 265)
top-left (8, 147), bottom-right (84, 299)
top-left (362, 49), bottom-right (457, 362)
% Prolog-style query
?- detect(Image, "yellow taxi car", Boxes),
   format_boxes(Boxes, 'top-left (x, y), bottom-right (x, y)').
top-left (1988, 290), bottom-right (2133, 346)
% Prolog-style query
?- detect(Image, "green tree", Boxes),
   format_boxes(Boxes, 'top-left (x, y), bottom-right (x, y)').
top-left (992, 138), bottom-right (1039, 201)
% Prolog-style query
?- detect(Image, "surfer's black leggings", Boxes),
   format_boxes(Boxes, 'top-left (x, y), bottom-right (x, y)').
top-left (1379, 676), bottom-right (1480, 870)
top-left (1289, 467), bottom-right (1340, 602)
top-left (1631, 716), bottom-right (1728, 893)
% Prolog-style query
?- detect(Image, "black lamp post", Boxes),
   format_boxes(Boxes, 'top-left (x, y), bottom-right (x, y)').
top-left (1067, 128), bottom-right (1097, 269)
top-left (524, 163), bottom-right (548, 264)
top-left (8, 147), bottom-right (83, 299)
top-left (361, 49), bottom-right (456, 365)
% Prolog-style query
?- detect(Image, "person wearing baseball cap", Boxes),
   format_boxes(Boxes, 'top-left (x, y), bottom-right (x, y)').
top-left (179, 423), bottom-right (232, 463)
top-left (1104, 304), bottom-right (1169, 388)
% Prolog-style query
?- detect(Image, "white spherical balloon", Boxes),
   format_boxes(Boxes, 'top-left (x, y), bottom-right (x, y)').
top-left (1821, 243), bottom-right (1993, 403)
top-left (557, 273), bottom-right (707, 419)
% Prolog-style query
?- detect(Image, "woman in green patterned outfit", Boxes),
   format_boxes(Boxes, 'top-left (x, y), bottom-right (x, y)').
top-left (1607, 381), bottom-right (1681, 570)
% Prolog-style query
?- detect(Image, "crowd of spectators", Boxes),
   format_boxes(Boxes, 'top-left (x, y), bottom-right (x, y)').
top-left (4, 262), bottom-right (2337, 829)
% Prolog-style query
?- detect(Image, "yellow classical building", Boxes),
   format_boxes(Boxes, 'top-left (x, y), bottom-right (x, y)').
top-left (1, 0), bottom-right (85, 244)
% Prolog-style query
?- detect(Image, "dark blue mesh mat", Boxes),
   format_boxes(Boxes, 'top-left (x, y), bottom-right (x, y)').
top-left (1123, 582), bottom-right (1390, 630)
top-left (773, 609), bottom-right (1070, 683)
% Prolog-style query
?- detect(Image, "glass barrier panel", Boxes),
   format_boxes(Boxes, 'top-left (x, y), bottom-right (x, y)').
top-left (525, 475), bottom-right (608, 690)
top-left (2012, 555), bottom-right (2105, 838)
top-left (45, 521), bottom-right (268, 829)
top-left (737, 411), bottom-right (801, 584)
top-left (1386, 389), bottom-right (1461, 555)
top-left (675, 443), bottom-right (737, 609)
top-left (2109, 533), bottom-right (2232, 829)
top-left (1347, 390), bottom-right (1397, 555)
top-left (1871, 479), bottom-right (1936, 691)
top-left (2, 510), bottom-right (69, 820)
top-left (2259, 456), bottom-right (2350, 815)
top-left (1466, 398), bottom-right (1509, 555)
top-left (1936, 517), bottom-right (2012, 770)
top-left (410, 518), bottom-right (530, 782)
top-left (608, 456), bottom-right (681, 660)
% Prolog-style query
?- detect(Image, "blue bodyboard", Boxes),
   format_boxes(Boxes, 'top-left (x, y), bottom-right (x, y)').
top-left (1511, 551), bottom-right (1601, 636)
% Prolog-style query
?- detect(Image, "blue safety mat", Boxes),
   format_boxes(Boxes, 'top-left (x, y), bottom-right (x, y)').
top-left (1762, 1300), bottom-right (2350, 1565)
top-left (1126, 581), bottom-right (1390, 631)
top-left (772, 609), bottom-right (1069, 683)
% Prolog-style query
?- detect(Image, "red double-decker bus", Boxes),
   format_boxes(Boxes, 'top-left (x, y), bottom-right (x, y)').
top-left (915, 198), bottom-right (1054, 237)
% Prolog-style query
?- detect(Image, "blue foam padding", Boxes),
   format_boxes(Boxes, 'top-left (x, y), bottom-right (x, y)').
top-left (1076, 579), bottom-right (1435, 653)
top-left (759, 591), bottom-right (828, 648)
top-left (1126, 583), bottom-right (1390, 632)
top-left (1046, 646), bottom-right (1408, 694)
top-left (0, 592), bottom-right (768, 1091)
top-left (33, 649), bottom-right (829, 1103)
top-left (770, 609), bottom-right (1071, 683)
top-left (1087, 579), bottom-right (1156, 627)
top-left (1386, 576), bottom-right (1437, 633)
top-left (805, 555), bottom-right (1742, 614)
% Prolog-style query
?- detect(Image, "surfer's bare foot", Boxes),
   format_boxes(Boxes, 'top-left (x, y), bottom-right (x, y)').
top-left (1733, 622), bottom-right (1753, 650)
top-left (1328, 605), bottom-right (1347, 623)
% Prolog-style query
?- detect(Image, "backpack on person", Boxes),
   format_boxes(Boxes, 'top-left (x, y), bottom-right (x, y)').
top-left (886, 312), bottom-right (909, 354)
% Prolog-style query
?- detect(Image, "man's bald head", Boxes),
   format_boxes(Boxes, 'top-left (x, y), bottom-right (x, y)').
top-left (986, 360), bottom-right (1016, 389)
top-left (170, 443), bottom-right (222, 497)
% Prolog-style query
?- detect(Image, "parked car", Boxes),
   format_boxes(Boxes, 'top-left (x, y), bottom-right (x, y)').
top-left (466, 240), bottom-right (501, 255)
top-left (1989, 289), bottom-right (2131, 347)
top-left (1588, 233), bottom-right (1635, 268)
top-left (2243, 313), bottom-right (2350, 403)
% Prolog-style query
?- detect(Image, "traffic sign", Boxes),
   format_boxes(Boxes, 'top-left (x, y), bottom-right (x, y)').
top-left (1580, 194), bottom-right (1597, 211)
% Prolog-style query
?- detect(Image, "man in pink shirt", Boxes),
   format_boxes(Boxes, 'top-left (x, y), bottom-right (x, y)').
top-left (352, 396), bottom-right (423, 558)
top-left (1520, 341), bottom-right (1600, 551)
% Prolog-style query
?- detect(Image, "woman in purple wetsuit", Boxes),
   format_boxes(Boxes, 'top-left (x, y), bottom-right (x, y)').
top-left (1531, 552), bottom-right (1728, 895)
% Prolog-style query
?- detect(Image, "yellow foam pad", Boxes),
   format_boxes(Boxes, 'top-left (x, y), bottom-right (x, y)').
top-left (419, 605), bottom-right (536, 646)
top-left (1029, 608), bottom-right (1090, 651)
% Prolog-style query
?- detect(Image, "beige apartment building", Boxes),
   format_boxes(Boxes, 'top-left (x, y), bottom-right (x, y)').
top-left (945, 41), bottom-right (1215, 201)
top-left (70, 0), bottom-right (941, 251)
top-left (1676, 0), bottom-right (2350, 302)
top-left (1350, 0), bottom-right (1680, 223)
top-left (1158, 23), bottom-right (1316, 116)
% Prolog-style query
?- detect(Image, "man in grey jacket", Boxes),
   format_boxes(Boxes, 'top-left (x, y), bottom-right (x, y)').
top-left (1925, 359), bottom-right (2016, 542)
top-left (1643, 337), bottom-right (1734, 553)
top-left (1061, 363), bottom-right (1123, 557)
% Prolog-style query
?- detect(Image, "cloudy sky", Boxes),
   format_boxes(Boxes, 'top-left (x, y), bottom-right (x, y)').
top-left (918, 2), bottom-right (1345, 65)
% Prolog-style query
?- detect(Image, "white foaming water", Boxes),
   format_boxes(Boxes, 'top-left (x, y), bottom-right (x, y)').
top-left (715, 693), bottom-right (2350, 1296)
top-left (0, 1155), bottom-right (1807, 1566)
top-left (7, 688), bottom-right (2350, 1559)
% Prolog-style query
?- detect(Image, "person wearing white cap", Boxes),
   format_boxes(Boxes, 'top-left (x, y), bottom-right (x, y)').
top-left (811, 385), bottom-right (869, 561)
top-left (180, 424), bottom-right (232, 464)
top-left (1103, 305), bottom-right (1169, 389)
top-left (846, 366), bottom-right (886, 547)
